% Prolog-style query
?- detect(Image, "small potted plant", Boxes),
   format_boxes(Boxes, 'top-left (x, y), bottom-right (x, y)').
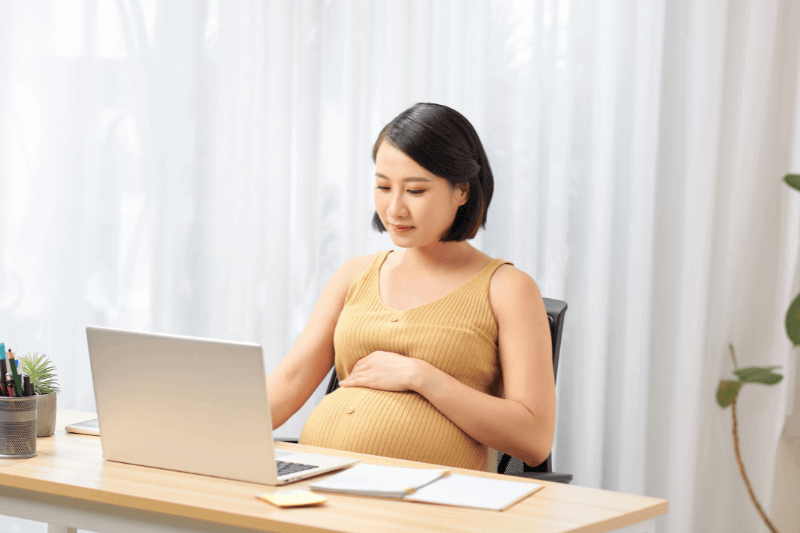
top-left (19, 352), bottom-right (60, 437)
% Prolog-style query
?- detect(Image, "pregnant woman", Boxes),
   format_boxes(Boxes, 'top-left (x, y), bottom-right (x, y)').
top-left (267, 103), bottom-right (555, 471)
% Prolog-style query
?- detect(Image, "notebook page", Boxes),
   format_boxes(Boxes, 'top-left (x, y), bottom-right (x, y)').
top-left (310, 464), bottom-right (448, 497)
top-left (405, 473), bottom-right (543, 511)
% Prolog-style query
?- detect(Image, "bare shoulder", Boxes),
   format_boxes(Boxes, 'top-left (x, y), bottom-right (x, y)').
top-left (328, 254), bottom-right (376, 291)
top-left (490, 264), bottom-right (541, 297)
top-left (488, 264), bottom-right (543, 317)
top-left (311, 253), bottom-right (377, 316)
top-left (338, 253), bottom-right (375, 276)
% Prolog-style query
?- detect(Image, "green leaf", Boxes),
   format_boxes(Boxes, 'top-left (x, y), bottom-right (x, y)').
top-left (717, 380), bottom-right (742, 408)
top-left (733, 366), bottom-right (783, 385)
top-left (18, 352), bottom-right (60, 395)
top-left (787, 293), bottom-right (800, 346)
top-left (785, 174), bottom-right (800, 192)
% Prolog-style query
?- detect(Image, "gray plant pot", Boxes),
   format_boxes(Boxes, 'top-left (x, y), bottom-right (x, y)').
top-left (36, 393), bottom-right (56, 437)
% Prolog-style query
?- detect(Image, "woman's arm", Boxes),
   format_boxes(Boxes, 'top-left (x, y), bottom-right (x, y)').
top-left (267, 254), bottom-right (374, 429)
top-left (339, 266), bottom-right (556, 467)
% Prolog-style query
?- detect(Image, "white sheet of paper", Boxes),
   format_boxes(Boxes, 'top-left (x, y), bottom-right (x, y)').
top-left (310, 464), bottom-right (448, 497)
top-left (405, 473), bottom-right (542, 511)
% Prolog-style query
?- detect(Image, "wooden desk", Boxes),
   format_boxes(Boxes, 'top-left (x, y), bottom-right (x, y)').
top-left (0, 410), bottom-right (667, 533)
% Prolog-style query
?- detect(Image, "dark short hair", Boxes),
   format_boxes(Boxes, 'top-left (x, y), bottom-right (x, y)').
top-left (371, 103), bottom-right (494, 241)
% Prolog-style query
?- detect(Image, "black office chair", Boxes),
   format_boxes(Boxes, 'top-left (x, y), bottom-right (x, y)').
top-left (279, 297), bottom-right (572, 484)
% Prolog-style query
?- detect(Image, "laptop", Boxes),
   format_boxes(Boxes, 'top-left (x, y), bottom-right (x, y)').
top-left (85, 326), bottom-right (358, 485)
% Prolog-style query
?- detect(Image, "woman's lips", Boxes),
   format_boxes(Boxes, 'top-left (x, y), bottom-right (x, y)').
top-left (392, 224), bottom-right (415, 232)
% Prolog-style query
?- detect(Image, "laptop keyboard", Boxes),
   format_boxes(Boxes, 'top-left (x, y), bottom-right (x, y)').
top-left (276, 460), bottom-right (318, 476)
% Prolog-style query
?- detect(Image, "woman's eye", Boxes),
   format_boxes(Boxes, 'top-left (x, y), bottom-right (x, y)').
top-left (407, 189), bottom-right (425, 195)
top-left (375, 185), bottom-right (390, 191)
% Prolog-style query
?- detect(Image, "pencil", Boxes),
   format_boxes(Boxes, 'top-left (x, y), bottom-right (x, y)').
top-left (7, 350), bottom-right (24, 398)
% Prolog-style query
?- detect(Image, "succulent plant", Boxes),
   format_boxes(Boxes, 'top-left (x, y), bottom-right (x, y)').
top-left (19, 352), bottom-right (60, 395)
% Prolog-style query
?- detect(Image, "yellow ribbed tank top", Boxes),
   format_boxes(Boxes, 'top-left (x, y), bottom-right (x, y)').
top-left (300, 250), bottom-right (511, 471)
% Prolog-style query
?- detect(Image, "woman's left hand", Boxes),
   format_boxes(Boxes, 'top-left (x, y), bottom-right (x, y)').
top-left (338, 351), bottom-right (425, 392)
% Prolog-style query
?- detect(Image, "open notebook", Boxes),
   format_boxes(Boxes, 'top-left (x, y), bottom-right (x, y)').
top-left (309, 464), bottom-right (543, 511)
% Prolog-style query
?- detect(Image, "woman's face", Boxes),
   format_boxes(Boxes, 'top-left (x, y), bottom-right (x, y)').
top-left (373, 141), bottom-right (468, 249)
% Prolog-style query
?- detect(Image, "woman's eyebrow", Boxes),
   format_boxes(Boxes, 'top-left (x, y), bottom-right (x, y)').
top-left (375, 173), bottom-right (433, 182)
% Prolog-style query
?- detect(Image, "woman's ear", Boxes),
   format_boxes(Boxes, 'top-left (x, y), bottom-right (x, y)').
top-left (456, 182), bottom-right (470, 206)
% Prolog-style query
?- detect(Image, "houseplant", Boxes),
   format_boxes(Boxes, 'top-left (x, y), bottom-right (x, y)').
top-left (19, 352), bottom-right (60, 437)
top-left (716, 174), bottom-right (800, 533)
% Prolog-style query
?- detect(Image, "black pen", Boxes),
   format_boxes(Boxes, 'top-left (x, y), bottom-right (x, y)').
top-left (0, 344), bottom-right (7, 388)
top-left (22, 374), bottom-right (30, 397)
top-left (6, 373), bottom-right (19, 397)
top-left (5, 373), bottom-right (15, 397)
top-left (7, 350), bottom-right (23, 400)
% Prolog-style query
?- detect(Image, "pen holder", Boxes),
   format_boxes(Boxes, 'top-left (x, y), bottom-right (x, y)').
top-left (0, 396), bottom-right (37, 458)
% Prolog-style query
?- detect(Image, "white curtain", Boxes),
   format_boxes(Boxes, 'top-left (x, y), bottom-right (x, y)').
top-left (1, 1), bottom-right (799, 532)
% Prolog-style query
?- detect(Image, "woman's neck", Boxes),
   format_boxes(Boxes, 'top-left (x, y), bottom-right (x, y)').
top-left (395, 241), bottom-right (479, 273)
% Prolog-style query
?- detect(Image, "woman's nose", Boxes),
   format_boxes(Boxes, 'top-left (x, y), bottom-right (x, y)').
top-left (387, 193), bottom-right (408, 218)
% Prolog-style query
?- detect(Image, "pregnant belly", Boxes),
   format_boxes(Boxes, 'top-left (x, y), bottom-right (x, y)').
top-left (299, 387), bottom-right (487, 470)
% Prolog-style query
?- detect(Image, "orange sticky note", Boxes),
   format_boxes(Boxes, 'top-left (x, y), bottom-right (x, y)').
top-left (257, 490), bottom-right (328, 508)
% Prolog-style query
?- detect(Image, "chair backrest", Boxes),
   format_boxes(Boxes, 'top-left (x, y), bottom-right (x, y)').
top-left (322, 297), bottom-right (568, 475)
